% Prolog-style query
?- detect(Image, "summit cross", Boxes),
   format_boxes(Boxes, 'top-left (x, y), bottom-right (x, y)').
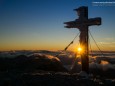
top-left (64, 6), bottom-right (101, 73)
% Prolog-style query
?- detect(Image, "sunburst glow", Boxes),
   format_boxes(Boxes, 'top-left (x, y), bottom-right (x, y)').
top-left (78, 47), bottom-right (82, 52)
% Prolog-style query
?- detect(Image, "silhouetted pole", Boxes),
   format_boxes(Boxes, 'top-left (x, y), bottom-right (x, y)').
top-left (64, 6), bottom-right (101, 73)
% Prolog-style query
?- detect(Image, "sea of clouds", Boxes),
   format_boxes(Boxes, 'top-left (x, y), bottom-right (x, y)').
top-left (0, 50), bottom-right (115, 72)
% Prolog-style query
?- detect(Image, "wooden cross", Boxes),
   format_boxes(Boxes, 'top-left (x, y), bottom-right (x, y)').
top-left (64, 6), bottom-right (101, 73)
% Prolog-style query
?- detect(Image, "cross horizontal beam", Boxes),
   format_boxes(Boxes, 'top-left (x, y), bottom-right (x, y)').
top-left (64, 17), bottom-right (101, 28)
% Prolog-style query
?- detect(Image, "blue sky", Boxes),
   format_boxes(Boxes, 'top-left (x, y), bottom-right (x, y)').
top-left (0, 0), bottom-right (115, 51)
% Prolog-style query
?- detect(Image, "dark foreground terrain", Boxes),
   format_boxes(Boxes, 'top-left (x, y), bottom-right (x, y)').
top-left (0, 71), bottom-right (115, 86)
top-left (0, 52), bottom-right (115, 86)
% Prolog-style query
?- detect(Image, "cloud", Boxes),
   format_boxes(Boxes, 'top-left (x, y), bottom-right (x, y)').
top-left (99, 41), bottom-right (115, 45)
top-left (99, 42), bottom-right (111, 45)
top-left (109, 45), bottom-right (115, 47)
top-left (105, 38), bottom-right (114, 41)
top-left (112, 42), bottom-right (115, 44)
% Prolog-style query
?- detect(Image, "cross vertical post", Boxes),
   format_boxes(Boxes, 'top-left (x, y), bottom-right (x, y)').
top-left (76, 7), bottom-right (89, 73)
top-left (64, 6), bottom-right (101, 73)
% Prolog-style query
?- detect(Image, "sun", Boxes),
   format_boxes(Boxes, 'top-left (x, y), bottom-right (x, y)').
top-left (78, 47), bottom-right (82, 52)
top-left (73, 46), bottom-right (83, 53)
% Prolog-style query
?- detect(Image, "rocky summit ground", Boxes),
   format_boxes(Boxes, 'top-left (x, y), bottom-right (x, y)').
top-left (0, 71), bottom-right (115, 86)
